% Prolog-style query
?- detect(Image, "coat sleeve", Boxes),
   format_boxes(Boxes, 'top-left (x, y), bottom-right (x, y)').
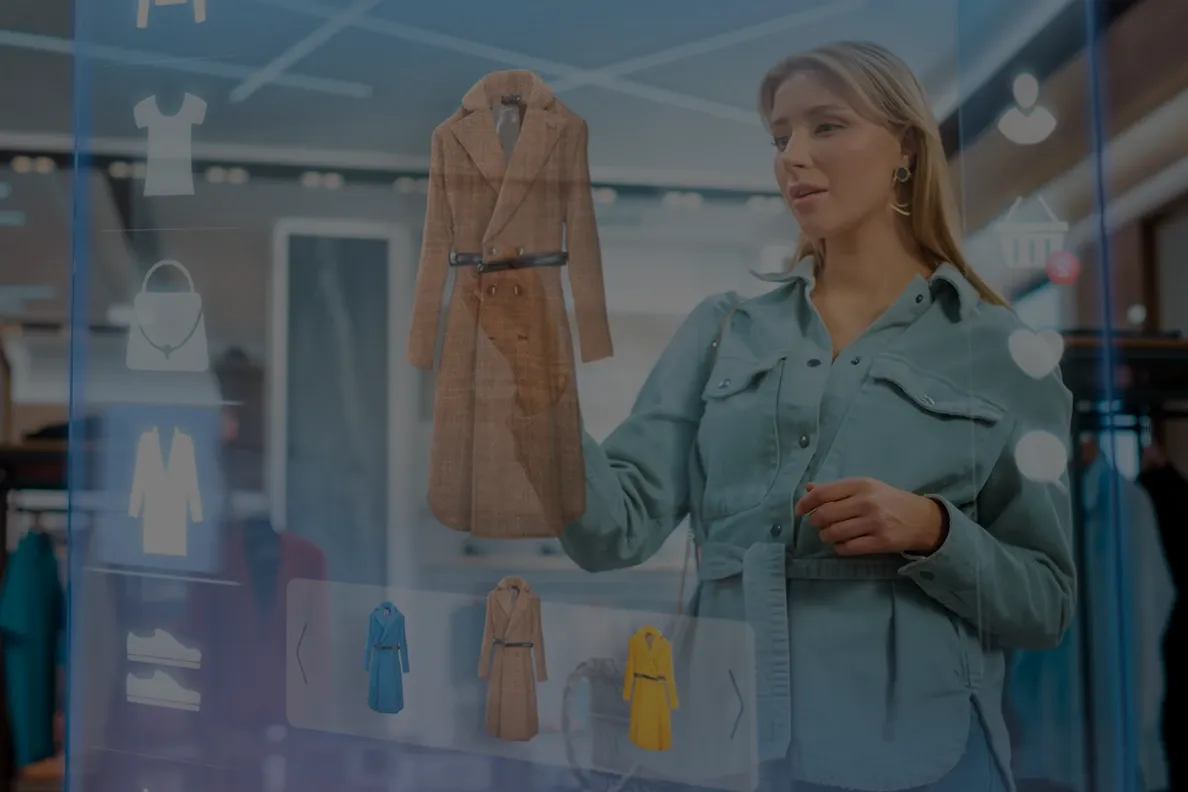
top-left (364, 618), bottom-right (374, 671)
top-left (564, 121), bottom-right (613, 363)
top-left (663, 640), bottom-right (679, 710)
top-left (477, 596), bottom-right (495, 679)
top-left (399, 617), bottom-right (410, 674)
top-left (900, 368), bottom-right (1077, 650)
top-left (622, 639), bottom-right (635, 701)
top-left (407, 130), bottom-right (454, 370)
top-left (531, 598), bottom-right (547, 682)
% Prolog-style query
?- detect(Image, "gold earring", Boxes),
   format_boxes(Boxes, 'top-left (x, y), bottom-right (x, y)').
top-left (891, 166), bottom-right (912, 216)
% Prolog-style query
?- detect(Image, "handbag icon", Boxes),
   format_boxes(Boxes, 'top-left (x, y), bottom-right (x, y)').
top-left (126, 259), bottom-right (209, 372)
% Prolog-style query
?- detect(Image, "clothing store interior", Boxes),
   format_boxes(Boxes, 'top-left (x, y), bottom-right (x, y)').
top-left (1, 0), bottom-right (1187, 791)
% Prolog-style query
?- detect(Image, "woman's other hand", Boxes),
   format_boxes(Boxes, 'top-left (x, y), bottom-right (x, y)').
top-left (794, 477), bottom-right (948, 556)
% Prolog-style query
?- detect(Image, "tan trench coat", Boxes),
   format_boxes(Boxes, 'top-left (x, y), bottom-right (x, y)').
top-left (477, 576), bottom-right (548, 742)
top-left (407, 70), bottom-right (613, 538)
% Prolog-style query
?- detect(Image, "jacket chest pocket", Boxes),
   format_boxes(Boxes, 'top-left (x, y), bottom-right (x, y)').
top-left (839, 355), bottom-right (1010, 504)
top-left (697, 355), bottom-right (785, 518)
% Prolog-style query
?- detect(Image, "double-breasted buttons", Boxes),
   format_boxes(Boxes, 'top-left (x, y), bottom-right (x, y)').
top-left (718, 378), bottom-right (731, 389)
top-left (798, 434), bottom-right (810, 448)
top-left (807, 358), bottom-right (821, 367)
top-left (769, 524), bottom-right (782, 537)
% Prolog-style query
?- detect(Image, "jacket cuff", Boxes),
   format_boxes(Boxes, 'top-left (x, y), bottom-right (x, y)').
top-left (899, 496), bottom-right (981, 590)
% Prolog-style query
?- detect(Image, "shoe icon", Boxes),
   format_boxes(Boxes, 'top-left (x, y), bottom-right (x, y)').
top-left (127, 629), bottom-right (201, 669)
top-left (126, 670), bottom-right (201, 711)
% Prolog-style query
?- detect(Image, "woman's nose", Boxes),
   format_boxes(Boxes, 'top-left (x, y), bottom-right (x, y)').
top-left (779, 136), bottom-right (811, 170)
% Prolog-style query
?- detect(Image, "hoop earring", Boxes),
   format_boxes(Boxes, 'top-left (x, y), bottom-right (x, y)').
top-left (891, 166), bottom-right (912, 215)
top-left (894, 166), bottom-right (912, 183)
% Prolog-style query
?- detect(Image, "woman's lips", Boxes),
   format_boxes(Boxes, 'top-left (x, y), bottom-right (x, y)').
top-left (789, 188), bottom-right (827, 207)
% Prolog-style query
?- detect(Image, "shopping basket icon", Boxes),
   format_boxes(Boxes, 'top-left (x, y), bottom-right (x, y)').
top-left (996, 196), bottom-right (1068, 270)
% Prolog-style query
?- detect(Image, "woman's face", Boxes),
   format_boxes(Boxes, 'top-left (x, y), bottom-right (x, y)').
top-left (769, 70), bottom-right (907, 238)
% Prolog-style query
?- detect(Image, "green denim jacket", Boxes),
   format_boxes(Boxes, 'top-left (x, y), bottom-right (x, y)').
top-left (557, 261), bottom-right (1076, 790)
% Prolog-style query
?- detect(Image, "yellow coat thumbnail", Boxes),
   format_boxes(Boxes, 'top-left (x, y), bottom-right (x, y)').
top-left (623, 625), bottom-right (679, 751)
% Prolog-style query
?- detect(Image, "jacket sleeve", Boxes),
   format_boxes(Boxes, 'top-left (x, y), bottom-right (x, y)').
top-left (531, 598), bottom-right (547, 682)
top-left (407, 130), bottom-right (453, 370)
top-left (564, 121), bottom-right (613, 363)
top-left (399, 617), bottom-right (410, 674)
top-left (901, 369), bottom-right (1077, 650)
top-left (516, 293), bottom-right (737, 572)
top-left (477, 596), bottom-right (495, 679)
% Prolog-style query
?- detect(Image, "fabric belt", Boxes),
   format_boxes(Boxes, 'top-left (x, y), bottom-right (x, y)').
top-left (633, 673), bottom-right (666, 681)
top-left (697, 542), bottom-right (905, 760)
top-left (449, 250), bottom-right (568, 272)
top-left (494, 639), bottom-right (534, 648)
top-left (373, 645), bottom-right (401, 650)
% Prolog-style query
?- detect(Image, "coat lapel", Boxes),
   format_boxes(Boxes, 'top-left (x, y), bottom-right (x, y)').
top-left (452, 111), bottom-right (506, 194)
top-left (484, 111), bottom-right (563, 241)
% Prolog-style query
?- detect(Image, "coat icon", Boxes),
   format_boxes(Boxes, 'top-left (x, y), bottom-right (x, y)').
top-left (129, 426), bottom-right (202, 557)
top-left (623, 625), bottom-right (678, 752)
top-left (407, 69), bottom-right (614, 539)
top-left (364, 602), bottom-right (409, 714)
top-left (478, 576), bottom-right (547, 741)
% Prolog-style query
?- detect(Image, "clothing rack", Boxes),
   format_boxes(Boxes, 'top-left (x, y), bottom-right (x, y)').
top-left (1058, 335), bottom-right (1188, 792)
top-left (0, 443), bottom-right (69, 792)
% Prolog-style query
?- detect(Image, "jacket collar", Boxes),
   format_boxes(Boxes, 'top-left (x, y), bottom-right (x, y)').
top-left (460, 69), bottom-right (555, 112)
top-left (754, 257), bottom-right (980, 320)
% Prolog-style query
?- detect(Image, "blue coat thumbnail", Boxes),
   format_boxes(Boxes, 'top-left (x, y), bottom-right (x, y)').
top-left (364, 602), bottom-right (409, 714)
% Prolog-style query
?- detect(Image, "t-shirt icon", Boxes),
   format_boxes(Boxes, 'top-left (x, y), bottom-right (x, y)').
top-left (135, 94), bottom-right (207, 197)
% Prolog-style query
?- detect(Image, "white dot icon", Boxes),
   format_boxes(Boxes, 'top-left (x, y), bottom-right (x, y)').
top-left (1014, 430), bottom-right (1068, 484)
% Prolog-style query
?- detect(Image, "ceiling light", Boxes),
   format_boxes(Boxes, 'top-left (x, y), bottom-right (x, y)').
top-left (593, 188), bottom-right (617, 205)
top-left (394, 176), bottom-right (417, 193)
top-left (34, 157), bottom-right (55, 174)
top-left (662, 191), bottom-right (703, 209)
top-left (131, 162), bottom-right (147, 180)
top-left (227, 167), bottom-right (248, 184)
top-left (300, 171), bottom-right (321, 188)
top-left (323, 172), bottom-right (343, 190)
top-left (108, 161), bottom-right (131, 179)
top-left (11, 156), bottom-right (32, 174)
top-left (206, 166), bottom-right (227, 183)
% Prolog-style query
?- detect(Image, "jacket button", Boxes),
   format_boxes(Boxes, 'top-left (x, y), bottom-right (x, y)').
top-left (769, 524), bottom-right (782, 537)
top-left (807, 358), bottom-right (821, 367)
top-left (487, 285), bottom-right (496, 296)
top-left (798, 434), bottom-right (810, 448)
top-left (718, 378), bottom-right (731, 389)
top-left (477, 263), bottom-right (486, 273)
top-left (513, 285), bottom-right (522, 296)
top-left (850, 356), bottom-right (861, 365)
top-left (915, 294), bottom-right (925, 304)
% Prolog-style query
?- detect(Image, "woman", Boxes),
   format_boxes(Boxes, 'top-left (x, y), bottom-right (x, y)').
top-left (481, 41), bottom-right (1075, 791)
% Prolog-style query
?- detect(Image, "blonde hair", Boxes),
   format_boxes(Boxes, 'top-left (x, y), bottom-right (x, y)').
top-left (758, 41), bottom-right (1008, 308)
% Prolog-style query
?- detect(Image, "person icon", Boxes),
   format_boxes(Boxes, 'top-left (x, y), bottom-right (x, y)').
top-left (997, 72), bottom-right (1057, 145)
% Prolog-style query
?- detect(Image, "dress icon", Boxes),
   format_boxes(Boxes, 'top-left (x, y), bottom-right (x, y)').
top-left (137, 0), bottom-right (206, 28)
top-left (479, 576), bottom-right (547, 741)
top-left (623, 625), bottom-right (678, 752)
top-left (129, 426), bottom-right (203, 557)
top-left (135, 93), bottom-right (207, 196)
top-left (126, 259), bottom-right (210, 372)
top-left (997, 72), bottom-right (1056, 146)
top-left (127, 629), bottom-right (202, 669)
top-left (364, 602), bottom-right (409, 714)
top-left (126, 669), bottom-right (201, 711)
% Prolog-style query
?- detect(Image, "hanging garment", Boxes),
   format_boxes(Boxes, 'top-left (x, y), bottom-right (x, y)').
top-left (622, 625), bottom-right (678, 752)
top-left (478, 576), bottom-right (547, 741)
top-left (0, 532), bottom-right (64, 767)
top-left (407, 69), bottom-right (614, 538)
top-left (1009, 456), bottom-right (1172, 791)
top-left (365, 602), bottom-right (409, 714)
top-left (186, 523), bottom-right (328, 732)
top-left (1138, 461), bottom-right (1187, 792)
top-left (129, 426), bottom-right (203, 557)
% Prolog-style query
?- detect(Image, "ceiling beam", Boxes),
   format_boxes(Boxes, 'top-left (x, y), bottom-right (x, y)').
top-left (954, 0), bottom-right (1188, 234)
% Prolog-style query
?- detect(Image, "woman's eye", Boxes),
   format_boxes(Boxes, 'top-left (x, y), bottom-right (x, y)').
top-left (816, 122), bottom-right (841, 134)
top-left (771, 135), bottom-right (790, 152)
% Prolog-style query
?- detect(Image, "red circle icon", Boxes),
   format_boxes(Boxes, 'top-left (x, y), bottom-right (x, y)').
top-left (1046, 250), bottom-right (1081, 284)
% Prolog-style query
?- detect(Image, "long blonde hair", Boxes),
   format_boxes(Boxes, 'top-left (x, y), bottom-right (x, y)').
top-left (758, 41), bottom-right (1007, 308)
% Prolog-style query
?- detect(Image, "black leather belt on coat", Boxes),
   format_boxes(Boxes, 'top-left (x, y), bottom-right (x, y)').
top-left (493, 638), bottom-right (534, 648)
top-left (633, 673), bottom-right (666, 681)
top-left (449, 250), bottom-right (568, 273)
